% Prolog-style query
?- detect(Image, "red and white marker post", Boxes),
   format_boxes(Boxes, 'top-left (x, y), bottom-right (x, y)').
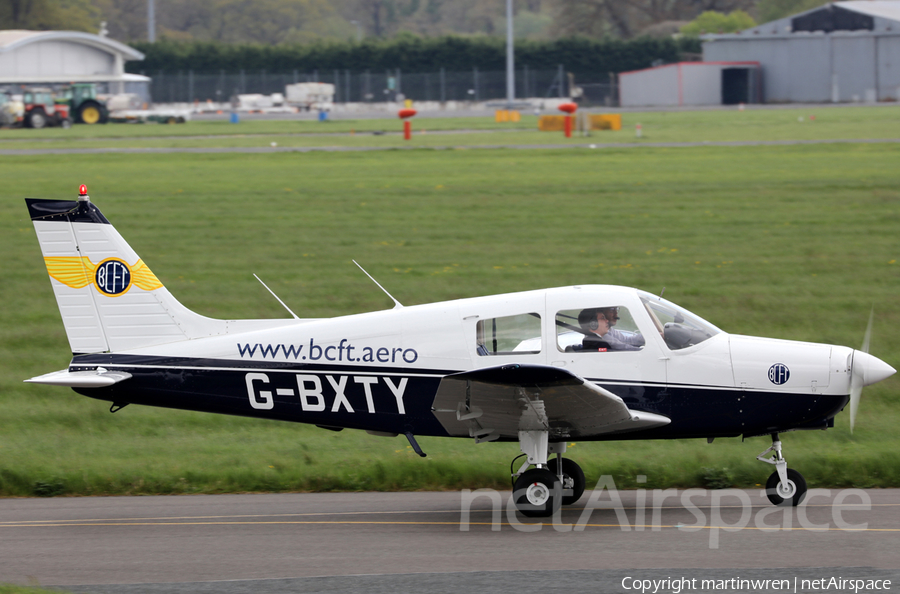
top-left (558, 102), bottom-right (577, 138)
top-left (398, 108), bottom-right (417, 140)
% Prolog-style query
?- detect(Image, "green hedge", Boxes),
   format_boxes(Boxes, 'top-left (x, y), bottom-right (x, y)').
top-left (127, 35), bottom-right (702, 76)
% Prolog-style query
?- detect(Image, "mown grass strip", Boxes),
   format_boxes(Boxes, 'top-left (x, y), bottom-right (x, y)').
top-left (1, 106), bottom-right (899, 149)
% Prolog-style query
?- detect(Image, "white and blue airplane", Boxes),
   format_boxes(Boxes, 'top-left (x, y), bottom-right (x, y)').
top-left (25, 187), bottom-right (896, 516)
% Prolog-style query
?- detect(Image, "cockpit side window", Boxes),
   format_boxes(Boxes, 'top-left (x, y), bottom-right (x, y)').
top-left (556, 306), bottom-right (644, 352)
top-left (640, 296), bottom-right (721, 350)
top-left (476, 313), bottom-right (542, 355)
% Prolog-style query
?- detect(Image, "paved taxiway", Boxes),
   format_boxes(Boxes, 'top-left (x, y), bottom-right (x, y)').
top-left (1, 490), bottom-right (898, 592)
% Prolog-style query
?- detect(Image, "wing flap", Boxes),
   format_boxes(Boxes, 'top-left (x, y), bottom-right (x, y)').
top-left (25, 368), bottom-right (132, 388)
top-left (432, 364), bottom-right (669, 440)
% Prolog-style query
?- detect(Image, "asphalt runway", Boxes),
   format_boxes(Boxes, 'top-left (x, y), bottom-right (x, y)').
top-left (1, 489), bottom-right (898, 593)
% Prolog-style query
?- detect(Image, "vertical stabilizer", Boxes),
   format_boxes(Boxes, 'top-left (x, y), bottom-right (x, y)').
top-left (26, 192), bottom-right (224, 354)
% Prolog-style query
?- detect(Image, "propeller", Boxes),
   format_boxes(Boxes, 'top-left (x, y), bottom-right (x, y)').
top-left (849, 308), bottom-right (897, 433)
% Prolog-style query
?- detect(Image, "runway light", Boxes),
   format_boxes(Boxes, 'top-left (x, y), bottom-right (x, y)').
top-left (78, 184), bottom-right (88, 196)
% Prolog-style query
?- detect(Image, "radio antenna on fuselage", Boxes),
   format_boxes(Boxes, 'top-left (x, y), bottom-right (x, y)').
top-left (353, 260), bottom-right (403, 309)
top-left (253, 274), bottom-right (300, 319)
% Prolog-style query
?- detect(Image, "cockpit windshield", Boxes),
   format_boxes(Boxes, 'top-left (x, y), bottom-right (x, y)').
top-left (639, 291), bottom-right (722, 351)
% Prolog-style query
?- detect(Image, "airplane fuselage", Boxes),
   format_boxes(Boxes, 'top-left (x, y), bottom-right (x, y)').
top-left (69, 285), bottom-right (851, 441)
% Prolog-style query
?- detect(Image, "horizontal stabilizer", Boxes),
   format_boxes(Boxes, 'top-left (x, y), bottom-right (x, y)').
top-left (25, 368), bottom-right (132, 388)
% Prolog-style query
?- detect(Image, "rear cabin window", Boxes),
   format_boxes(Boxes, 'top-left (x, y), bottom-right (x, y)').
top-left (476, 313), bottom-right (542, 355)
top-left (555, 306), bottom-right (644, 352)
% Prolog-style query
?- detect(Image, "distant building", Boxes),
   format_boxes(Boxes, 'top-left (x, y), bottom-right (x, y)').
top-left (0, 30), bottom-right (148, 99)
top-left (619, 61), bottom-right (761, 107)
top-left (703, 1), bottom-right (900, 102)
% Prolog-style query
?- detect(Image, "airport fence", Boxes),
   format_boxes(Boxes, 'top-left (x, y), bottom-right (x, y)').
top-left (145, 67), bottom-right (619, 107)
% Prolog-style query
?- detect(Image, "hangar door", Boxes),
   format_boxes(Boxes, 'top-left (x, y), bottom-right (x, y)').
top-left (721, 67), bottom-right (757, 104)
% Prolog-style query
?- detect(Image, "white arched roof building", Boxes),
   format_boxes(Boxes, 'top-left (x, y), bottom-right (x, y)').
top-left (0, 30), bottom-right (148, 95)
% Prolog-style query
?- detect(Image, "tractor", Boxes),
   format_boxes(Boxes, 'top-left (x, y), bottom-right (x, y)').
top-left (22, 88), bottom-right (71, 129)
top-left (58, 83), bottom-right (109, 124)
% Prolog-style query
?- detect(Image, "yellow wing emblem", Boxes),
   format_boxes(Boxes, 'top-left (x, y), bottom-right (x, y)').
top-left (44, 257), bottom-right (95, 289)
top-left (130, 259), bottom-right (163, 291)
top-left (44, 257), bottom-right (163, 294)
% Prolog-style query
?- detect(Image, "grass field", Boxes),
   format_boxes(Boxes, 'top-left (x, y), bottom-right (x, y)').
top-left (1, 105), bottom-right (900, 150)
top-left (1, 106), bottom-right (898, 497)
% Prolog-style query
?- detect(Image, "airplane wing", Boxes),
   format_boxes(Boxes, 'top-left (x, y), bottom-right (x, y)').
top-left (431, 364), bottom-right (669, 442)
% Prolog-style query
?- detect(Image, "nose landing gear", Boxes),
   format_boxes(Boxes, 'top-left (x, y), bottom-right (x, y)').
top-left (512, 431), bottom-right (586, 517)
top-left (757, 433), bottom-right (807, 506)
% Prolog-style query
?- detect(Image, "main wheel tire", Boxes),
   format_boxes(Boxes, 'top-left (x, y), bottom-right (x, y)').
top-left (513, 468), bottom-right (561, 518)
top-left (60, 117), bottom-right (72, 129)
top-left (78, 103), bottom-right (102, 124)
top-left (26, 110), bottom-right (46, 129)
top-left (765, 468), bottom-right (807, 506)
top-left (547, 457), bottom-right (586, 506)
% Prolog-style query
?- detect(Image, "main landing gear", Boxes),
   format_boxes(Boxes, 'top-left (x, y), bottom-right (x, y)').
top-left (757, 433), bottom-right (807, 506)
top-left (512, 431), bottom-right (586, 517)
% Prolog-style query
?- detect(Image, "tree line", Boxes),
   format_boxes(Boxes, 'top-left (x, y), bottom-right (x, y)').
top-left (126, 35), bottom-right (702, 76)
top-left (2, 0), bottom-right (829, 45)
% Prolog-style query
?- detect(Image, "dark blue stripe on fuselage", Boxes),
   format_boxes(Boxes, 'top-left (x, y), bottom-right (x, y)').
top-left (71, 354), bottom-right (849, 440)
top-left (71, 353), bottom-right (456, 376)
top-left (596, 380), bottom-right (846, 440)
top-left (73, 357), bottom-right (451, 437)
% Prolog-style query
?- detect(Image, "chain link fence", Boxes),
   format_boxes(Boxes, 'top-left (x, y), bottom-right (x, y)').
top-left (145, 68), bottom-right (619, 106)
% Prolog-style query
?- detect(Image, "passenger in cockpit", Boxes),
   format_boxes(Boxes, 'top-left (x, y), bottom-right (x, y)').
top-left (578, 307), bottom-right (645, 352)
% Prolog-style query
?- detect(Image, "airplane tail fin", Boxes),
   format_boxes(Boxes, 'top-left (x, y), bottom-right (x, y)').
top-left (26, 190), bottom-right (226, 354)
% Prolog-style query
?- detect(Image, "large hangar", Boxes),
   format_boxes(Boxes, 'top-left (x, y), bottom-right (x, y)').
top-left (0, 30), bottom-right (147, 96)
top-left (619, 61), bottom-right (761, 107)
top-left (703, 1), bottom-right (900, 102)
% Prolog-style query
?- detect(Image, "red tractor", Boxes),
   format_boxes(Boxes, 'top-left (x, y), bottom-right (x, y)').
top-left (22, 88), bottom-right (72, 129)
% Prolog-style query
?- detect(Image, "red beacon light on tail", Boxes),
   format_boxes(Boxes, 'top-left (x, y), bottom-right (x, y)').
top-left (79, 184), bottom-right (88, 196)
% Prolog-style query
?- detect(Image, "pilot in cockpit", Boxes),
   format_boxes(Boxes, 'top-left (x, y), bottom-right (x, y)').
top-left (578, 307), bottom-right (645, 352)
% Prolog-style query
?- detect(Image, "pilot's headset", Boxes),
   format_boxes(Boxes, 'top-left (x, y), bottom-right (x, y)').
top-left (578, 308), bottom-right (601, 331)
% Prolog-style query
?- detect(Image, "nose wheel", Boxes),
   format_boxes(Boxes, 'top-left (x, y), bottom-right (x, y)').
top-left (765, 468), bottom-right (807, 506)
top-left (757, 433), bottom-right (807, 506)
